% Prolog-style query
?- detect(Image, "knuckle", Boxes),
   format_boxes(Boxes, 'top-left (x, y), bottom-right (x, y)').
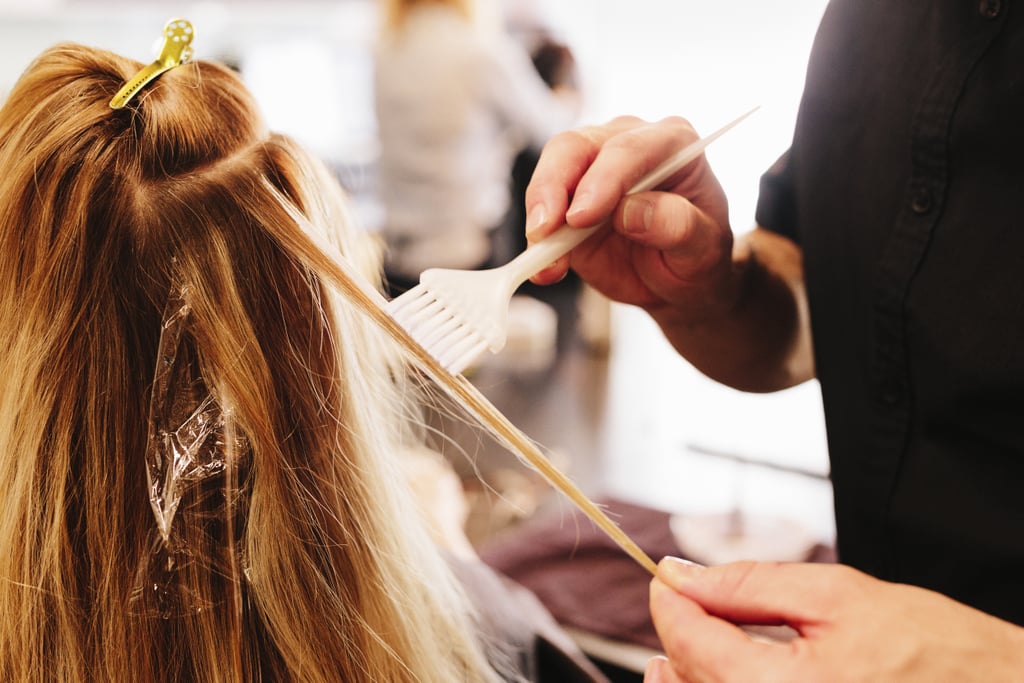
top-left (658, 114), bottom-right (698, 133)
top-left (561, 124), bottom-right (612, 150)
top-left (654, 116), bottom-right (700, 145)
top-left (534, 128), bottom-right (599, 170)
top-left (825, 563), bottom-right (871, 599)
top-left (606, 114), bottom-right (647, 129)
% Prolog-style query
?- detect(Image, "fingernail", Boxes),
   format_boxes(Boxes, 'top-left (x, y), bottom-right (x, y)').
top-left (566, 190), bottom-right (593, 220)
top-left (525, 204), bottom-right (547, 238)
top-left (644, 655), bottom-right (669, 682)
top-left (622, 197), bottom-right (653, 234)
top-left (659, 556), bottom-right (705, 587)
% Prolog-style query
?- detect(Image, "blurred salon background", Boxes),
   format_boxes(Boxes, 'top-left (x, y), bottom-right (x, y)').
top-left (0, 0), bottom-right (834, 573)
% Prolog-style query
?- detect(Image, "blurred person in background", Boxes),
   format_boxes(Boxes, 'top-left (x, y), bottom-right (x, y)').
top-left (373, 0), bottom-right (578, 296)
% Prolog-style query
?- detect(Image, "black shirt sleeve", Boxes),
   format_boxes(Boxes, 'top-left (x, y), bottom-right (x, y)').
top-left (754, 148), bottom-right (799, 244)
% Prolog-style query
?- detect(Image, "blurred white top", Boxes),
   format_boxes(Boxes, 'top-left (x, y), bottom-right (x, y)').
top-left (373, 4), bottom-right (575, 277)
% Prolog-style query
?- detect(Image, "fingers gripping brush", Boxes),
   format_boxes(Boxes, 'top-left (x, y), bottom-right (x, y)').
top-left (385, 107), bottom-right (758, 375)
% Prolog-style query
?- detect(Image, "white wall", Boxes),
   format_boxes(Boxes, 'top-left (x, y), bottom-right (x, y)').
top-left (538, 0), bottom-right (829, 231)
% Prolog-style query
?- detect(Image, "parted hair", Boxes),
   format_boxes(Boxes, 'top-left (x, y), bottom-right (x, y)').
top-left (0, 43), bottom-right (499, 682)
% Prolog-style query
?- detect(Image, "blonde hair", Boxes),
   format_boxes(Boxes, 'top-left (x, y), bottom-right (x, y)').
top-left (381, 0), bottom-right (475, 33)
top-left (0, 44), bottom-right (501, 682)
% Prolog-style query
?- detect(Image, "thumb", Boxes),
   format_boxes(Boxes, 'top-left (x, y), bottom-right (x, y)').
top-left (616, 193), bottom-right (732, 291)
top-left (649, 574), bottom-right (799, 682)
top-left (656, 556), bottom-right (854, 629)
top-left (617, 193), bottom-right (722, 253)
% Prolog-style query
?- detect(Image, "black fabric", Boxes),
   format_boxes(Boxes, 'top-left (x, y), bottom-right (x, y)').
top-left (756, 0), bottom-right (1024, 624)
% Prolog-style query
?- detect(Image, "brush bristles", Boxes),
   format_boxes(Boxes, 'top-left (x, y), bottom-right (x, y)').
top-left (385, 284), bottom-right (488, 374)
top-left (309, 249), bottom-right (657, 576)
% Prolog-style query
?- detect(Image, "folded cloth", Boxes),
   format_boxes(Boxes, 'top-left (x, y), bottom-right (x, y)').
top-left (479, 498), bottom-right (834, 651)
top-left (448, 557), bottom-right (611, 682)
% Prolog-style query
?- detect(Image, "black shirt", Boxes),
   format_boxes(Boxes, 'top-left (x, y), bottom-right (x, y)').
top-left (756, 0), bottom-right (1024, 623)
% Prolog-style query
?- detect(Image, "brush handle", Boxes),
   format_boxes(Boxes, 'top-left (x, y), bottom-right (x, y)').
top-left (508, 223), bottom-right (601, 281)
top-left (507, 106), bottom-right (759, 284)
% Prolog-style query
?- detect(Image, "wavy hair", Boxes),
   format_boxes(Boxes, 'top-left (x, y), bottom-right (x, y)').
top-left (0, 44), bottom-right (500, 682)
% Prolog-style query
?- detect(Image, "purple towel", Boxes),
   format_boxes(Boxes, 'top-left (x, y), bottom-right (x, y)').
top-left (480, 498), bottom-right (834, 651)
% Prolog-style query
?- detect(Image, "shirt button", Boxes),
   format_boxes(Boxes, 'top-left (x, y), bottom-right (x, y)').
top-left (979, 0), bottom-right (1002, 18)
top-left (910, 188), bottom-right (933, 215)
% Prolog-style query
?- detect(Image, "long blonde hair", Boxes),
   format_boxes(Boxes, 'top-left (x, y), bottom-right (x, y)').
top-left (0, 44), bottom-right (500, 682)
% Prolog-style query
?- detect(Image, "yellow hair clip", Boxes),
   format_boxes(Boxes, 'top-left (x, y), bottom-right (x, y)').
top-left (110, 19), bottom-right (195, 109)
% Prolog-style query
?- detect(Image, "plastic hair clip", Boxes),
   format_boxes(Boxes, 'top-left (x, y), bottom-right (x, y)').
top-left (110, 18), bottom-right (195, 109)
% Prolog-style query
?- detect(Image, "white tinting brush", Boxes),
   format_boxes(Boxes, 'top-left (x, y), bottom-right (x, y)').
top-left (384, 107), bottom-right (758, 374)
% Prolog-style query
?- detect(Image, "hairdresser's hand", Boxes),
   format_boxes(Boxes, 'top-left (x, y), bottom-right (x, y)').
top-left (526, 116), bottom-right (812, 392)
top-left (644, 557), bottom-right (1024, 683)
top-left (524, 116), bottom-right (736, 324)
